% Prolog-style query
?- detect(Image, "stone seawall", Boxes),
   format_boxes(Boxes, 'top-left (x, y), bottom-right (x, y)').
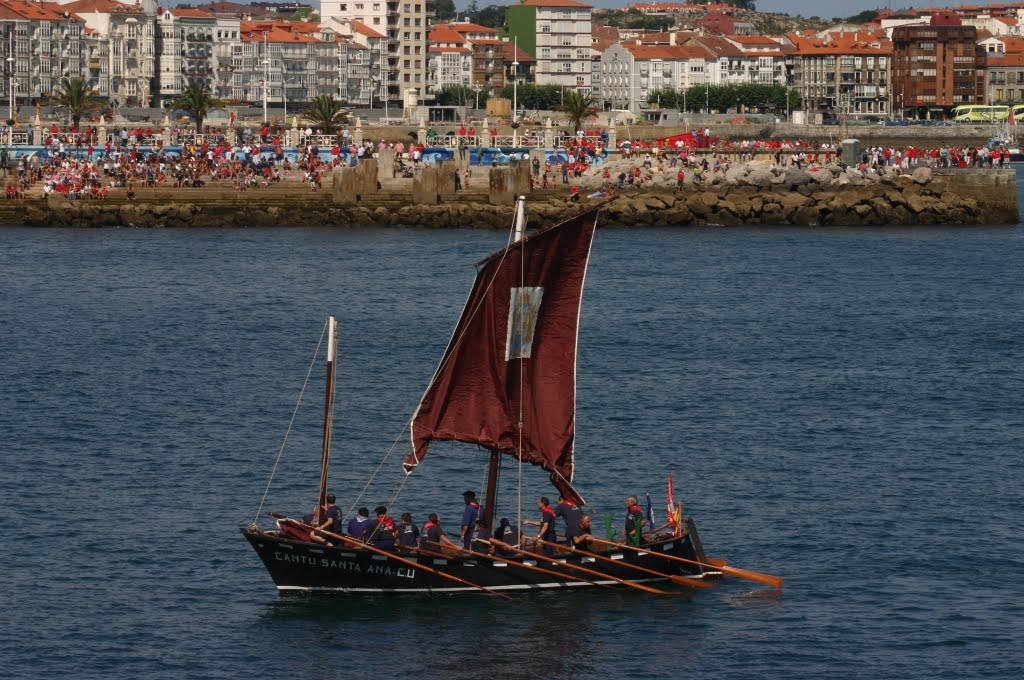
top-left (7, 165), bottom-right (1017, 228)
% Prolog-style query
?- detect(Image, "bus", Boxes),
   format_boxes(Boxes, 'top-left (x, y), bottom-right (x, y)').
top-left (951, 105), bottom-right (1009, 122)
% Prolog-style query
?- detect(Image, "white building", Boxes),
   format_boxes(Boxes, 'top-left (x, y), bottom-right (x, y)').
top-left (319, 0), bottom-right (429, 110)
top-left (507, 0), bottom-right (593, 92)
top-left (426, 24), bottom-right (471, 94)
top-left (156, 8), bottom-right (217, 105)
top-left (601, 42), bottom-right (714, 111)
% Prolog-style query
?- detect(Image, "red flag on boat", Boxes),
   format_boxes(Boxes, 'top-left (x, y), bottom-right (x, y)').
top-left (667, 475), bottom-right (684, 536)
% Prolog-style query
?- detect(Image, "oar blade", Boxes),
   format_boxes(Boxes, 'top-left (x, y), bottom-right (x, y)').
top-left (720, 565), bottom-right (784, 588)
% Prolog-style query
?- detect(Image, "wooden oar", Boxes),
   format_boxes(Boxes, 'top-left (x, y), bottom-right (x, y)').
top-left (588, 537), bottom-right (783, 588)
top-left (304, 524), bottom-right (513, 600)
top-left (424, 540), bottom-right (612, 589)
top-left (533, 538), bottom-right (713, 589)
top-left (490, 539), bottom-right (673, 596)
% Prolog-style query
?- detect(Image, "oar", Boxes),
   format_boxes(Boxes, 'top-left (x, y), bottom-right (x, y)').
top-left (588, 537), bottom-right (783, 588)
top-left (301, 523), bottom-right (513, 600)
top-left (533, 538), bottom-right (713, 589)
top-left (490, 539), bottom-right (673, 596)
top-left (426, 540), bottom-right (613, 589)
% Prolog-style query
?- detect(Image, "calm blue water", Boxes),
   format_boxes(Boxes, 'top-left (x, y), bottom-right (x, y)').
top-left (2, 219), bottom-right (1022, 679)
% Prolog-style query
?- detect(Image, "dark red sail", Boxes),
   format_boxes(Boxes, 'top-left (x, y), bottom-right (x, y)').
top-left (405, 208), bottom-right (600, 503)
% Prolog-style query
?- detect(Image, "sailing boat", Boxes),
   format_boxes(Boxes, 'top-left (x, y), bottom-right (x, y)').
top-left (242, 200), bottom-right (725, 595)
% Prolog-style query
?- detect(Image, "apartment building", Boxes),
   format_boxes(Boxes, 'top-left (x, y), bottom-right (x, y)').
top-left (319, 0), bottom-right (431, 110)
top-left (787, 31), bottom-right (892, 119)
top-left (890, 13), bottom-right (983, 117)
top-left (0, 1), bottom-right (86, 109)
top-left (426, 24), bottom-right (471, 94)
top-left (600, 42), bottom-right (715, 111)
top-left (156, 8), bottom-right (216, 106)
top-left (506, 0), bottom-right (593, 93)
top-left (448, 22), bottom-right (505, 93)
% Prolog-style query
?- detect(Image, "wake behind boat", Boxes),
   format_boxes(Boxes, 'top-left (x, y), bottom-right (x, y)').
top-left (242, 199), bottom-right (781, 596)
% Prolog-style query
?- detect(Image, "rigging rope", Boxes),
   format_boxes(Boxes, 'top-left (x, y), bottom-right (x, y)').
top-left (253, 319), bottom-right (329, 525)
top-left (347, 219), bottom-right (521, 516)
top-left (516, 199), bottom-right (526, 543)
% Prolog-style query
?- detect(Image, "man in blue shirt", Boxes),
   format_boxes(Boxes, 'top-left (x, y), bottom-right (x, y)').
top-left (347, 507), bottom-right (372, 540)
top-left (395, 512), bottom-right (419, 552)
top-left (311, 493), bottom-right (342, 546)
top-left (553, 494), bottom-right (583, 547)
top-left (460, 491), bottom-right (480, 550)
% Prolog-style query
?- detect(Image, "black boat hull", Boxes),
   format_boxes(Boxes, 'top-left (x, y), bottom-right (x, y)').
top-left (242, 519), bottom-right (718, 595)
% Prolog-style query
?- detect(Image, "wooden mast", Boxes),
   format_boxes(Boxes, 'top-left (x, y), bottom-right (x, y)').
top-left (482, 197), bottom-right (528, 528)
top-left (315, 315), bottom-right (338, 525)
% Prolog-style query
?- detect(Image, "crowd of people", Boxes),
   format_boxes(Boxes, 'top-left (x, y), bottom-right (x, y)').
top-left (300, 488), bottom-right (665, 558)
top-left (4, 121), bottom-right (1014, 201)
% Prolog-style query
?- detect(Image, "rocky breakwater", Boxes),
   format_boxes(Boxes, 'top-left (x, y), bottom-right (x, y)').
top-left (589, 162), bottom-right (1017, 227)
top-left (12, 161), bottom-right (1016, 229)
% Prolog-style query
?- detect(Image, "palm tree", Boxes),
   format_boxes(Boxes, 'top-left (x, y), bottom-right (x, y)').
top-left (557, 90), bottom-right (601, 133)
top-left (171, 79), bottom-right (223, 134)
top-left (52, 77), bottom-right (103, 129)
top-left (302, 95), bottom-right (349, 135)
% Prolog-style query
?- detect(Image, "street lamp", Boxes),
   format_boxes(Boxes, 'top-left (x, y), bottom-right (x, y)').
top-left (6, 30), bottom-right (12, 147)
top-left (512, 36), bottom-right (519, 146)
top-left (262, 31), bottom-right (269, 125)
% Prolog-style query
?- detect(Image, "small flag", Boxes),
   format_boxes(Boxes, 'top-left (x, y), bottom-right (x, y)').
top-left (645, 492), bottom-right (655, 531)
top-left (667, 475), bottom-right (676, 528)
top-left (603, 514), bottom-right (615, 542)
top-left (667, 474), bottom-right (683, 537)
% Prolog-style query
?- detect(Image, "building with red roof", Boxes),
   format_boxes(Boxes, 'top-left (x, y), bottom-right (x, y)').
top-left (786, 31), bottom-right (893, 120)
top-left (891, 14), bottom-right (983, 117)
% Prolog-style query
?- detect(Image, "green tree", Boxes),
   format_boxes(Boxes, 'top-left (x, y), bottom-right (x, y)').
top-left (436, 84), bottom-right (489, 107)
top-left (593, 9), bottom-right (673, 31)
top-left (658, 84), bottom-right (801, 114)
top-left (434, 0), bottom-right (456, 20)
top-left (467, 4), bottom-right (507, 29)
top-left (171, 79), bottom-right (223, 133)
top-left (843, 9), bottom-right (879, 23)
top-left (557, 89), bottom-right (601, 132)
top-left (52, 77), bottom-right (103, 129)
top-left (302, 95), bottom-right (350, 134)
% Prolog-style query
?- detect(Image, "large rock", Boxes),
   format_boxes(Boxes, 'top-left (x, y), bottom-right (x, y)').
top-left (912, 166), bottom-right (933, 184)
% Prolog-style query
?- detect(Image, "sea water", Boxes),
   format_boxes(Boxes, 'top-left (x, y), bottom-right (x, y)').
top-left (1, 216), bottom-right (1021, 678)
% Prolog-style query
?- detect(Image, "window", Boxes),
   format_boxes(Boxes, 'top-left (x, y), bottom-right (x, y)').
top-left (541, 25), bottom-right (550, 33)
top-left (541, 47), bottom-right (550, 59)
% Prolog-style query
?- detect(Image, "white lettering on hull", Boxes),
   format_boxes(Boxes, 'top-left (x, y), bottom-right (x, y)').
top-left (273, 551), bottom-right (416, 579)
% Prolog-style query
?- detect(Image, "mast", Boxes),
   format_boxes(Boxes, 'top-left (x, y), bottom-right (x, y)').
top-left (315, 315), bottom-right (338, 525)
top-left (482, 196), bottom-right (527, 528)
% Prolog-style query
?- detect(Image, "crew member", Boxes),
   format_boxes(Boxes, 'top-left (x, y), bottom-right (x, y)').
top-left (311, 493), bottom-right (342, 546)
top-left (625, 496), bottom-right (645, 546)
top-left (421, 513), bottom-right (458, 552)
top-left (553, 494), bottom-right (583, 547)
top-left (347, 507), bottom-right (372, 540)
top-left (571, 515), bottom-right (594, 551)
top-left (525, 497), bottom-right (557, 555)
top-left (460, 491), bottom-right (481, 550)
top-left (471, 517), bottom-right (492, 555)
top-left (395, 512), bottom-right (419, 551)
top-left (494, 518), bottom-right (519, 557)
top-left (367, 505), bottom-right (397, 550)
